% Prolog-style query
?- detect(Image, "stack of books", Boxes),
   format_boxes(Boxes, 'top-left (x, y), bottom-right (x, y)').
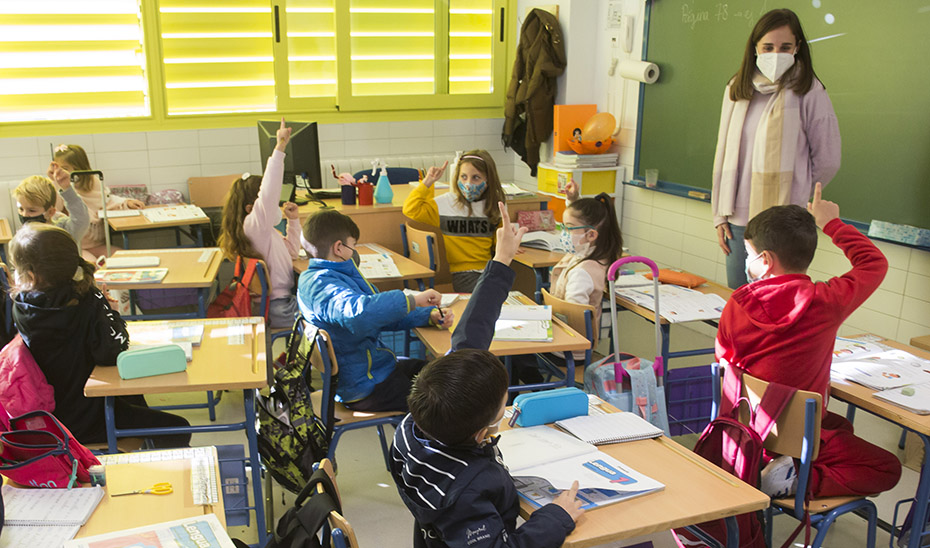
top-left (554, 151), bottom-right (619, 169)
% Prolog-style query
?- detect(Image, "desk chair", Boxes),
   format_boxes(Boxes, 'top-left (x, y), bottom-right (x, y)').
top-left (537, 288), bottom-right (595, 386)
top-left (308, 325), bottom-right (404, 471)
top-left (313, 458), bottom-right (360, 548)
top-left (247, 259), bottom-right (292, 384)
top-left (400, 223), bottom-right (438, 356)
top-left (711, 364), bottom-right (878, 548)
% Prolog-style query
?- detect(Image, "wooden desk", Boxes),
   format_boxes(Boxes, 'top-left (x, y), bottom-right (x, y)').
top-left (830, 336), bottom-right (930, 548)
top-left (106, 206), bottom-right (210, 248)
top-left (84, 317), bottom-right (268, 544)
top-left (501, 420), bottom-right (768, 547)
top-left (513, 246), bottom-right (567, 303)
top-left (413, 294), bottom-right (590, 391)
top-left (77, 447), bottom-right (225, 538)
top-left (292, 243), bottom-right (435, 285)
top-left (298, 185), bottom-right (548, 286)
top-left (0, 217), bottom-right (11, 263)
top-left (912, 335), bottom-right (930, 352)
top-left (99, 247), bottom-right (223, 319)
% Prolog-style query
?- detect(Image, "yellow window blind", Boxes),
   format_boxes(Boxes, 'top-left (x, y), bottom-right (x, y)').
top-left (285, 0), bottom-right (337, 98)
top-left (0, 0), bottom-right (149, 123)
top-left (348, 0), bottom-right (435, 97)
top-left (159, 1), bottom-right (275, 115)
top-left (448, 0), bottom-right (493, 95)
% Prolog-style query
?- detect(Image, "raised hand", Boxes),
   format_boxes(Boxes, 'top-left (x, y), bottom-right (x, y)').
top-left (807, 182), bottom-right (839, 230)
top-left (274, 118), bottom-right (293, 152)
top-left (283, 202), bottom-right (299, 219)
top-left (47, 162), bottom-right (71, 190)
top-left (493, 202), bottom-right (528, 266)
top-left (564, 179), bottom-right (580, 203)
top-left (422, 161), bottom-right (449, 188)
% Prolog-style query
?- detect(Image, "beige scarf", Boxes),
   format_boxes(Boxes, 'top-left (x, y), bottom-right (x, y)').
top-left (712, 71), bottom-right (802, 221)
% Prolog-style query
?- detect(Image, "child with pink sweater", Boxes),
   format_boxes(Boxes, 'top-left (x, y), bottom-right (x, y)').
top-left (218, 119), bottom-right (301, 328)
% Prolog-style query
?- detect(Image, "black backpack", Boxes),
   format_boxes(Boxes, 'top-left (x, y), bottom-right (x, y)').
top-left (257, 320), bottom-right (333, 493)
top-left (265, 466), bottom-right (342, 548)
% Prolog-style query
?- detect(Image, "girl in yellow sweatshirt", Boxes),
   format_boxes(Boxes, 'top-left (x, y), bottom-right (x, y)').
top-left (403, 150), bottom-right (507, 292)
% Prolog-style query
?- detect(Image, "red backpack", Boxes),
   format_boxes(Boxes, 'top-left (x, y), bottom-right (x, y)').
top-left (676, 369), bottom-right (796, 548)
top-left (207, 257), bottom-right (267, 319)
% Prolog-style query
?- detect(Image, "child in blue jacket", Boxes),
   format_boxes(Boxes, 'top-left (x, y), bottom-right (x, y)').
top-left (297, 210), bottom-right (454, 412)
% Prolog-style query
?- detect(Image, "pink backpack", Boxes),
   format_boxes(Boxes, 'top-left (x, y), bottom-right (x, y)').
top-left (0, 334), bottom-right (55, 416)
top-left (676, 369), bottom-right (796, 548)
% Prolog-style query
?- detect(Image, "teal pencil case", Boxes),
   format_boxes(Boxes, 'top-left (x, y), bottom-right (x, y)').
top-left (510, 387), bottom-right (588, 427)
top-left (117, 344), bottom-right (187, 380)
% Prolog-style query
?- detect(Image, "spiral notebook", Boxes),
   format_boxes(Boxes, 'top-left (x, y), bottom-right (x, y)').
top-left (0, 485), bottom-right (104, 547)
top-left (555, 412), bottom-right (664, 445)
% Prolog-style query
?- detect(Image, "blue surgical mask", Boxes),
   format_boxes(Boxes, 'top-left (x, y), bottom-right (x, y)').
top-left (457, 180), bottom-right (487, 202)
top-left (744, 249), bottom-right (765, 283)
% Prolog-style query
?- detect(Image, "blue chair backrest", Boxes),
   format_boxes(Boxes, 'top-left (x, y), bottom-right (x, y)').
top-left (352, 167), bottom-right (421, 185)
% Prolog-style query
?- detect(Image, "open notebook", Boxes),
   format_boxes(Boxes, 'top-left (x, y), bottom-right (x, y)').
top-left (556, 412), bottom-right (664, 445)
top-left (1, 485), bottom-right (104, 547)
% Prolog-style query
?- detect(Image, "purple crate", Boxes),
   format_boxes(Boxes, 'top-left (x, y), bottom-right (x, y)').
top-left (134, 288), bottom-right (199, 312)
top-left (666, 365), bottom-right (713, 436)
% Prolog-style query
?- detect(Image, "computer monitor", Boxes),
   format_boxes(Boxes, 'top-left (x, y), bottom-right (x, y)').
top-left (257, 120), bottom-right (322, 189)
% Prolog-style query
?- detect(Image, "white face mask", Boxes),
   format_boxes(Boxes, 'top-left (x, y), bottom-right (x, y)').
top-left (756, 52), bottom-right (795, 83)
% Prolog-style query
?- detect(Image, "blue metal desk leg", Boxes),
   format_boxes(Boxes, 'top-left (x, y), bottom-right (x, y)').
top-left (122, 232), bottom-right (131, 249)
top-left (533, 268), bottom-right (545, 304)
top-left (195, 225), bottom-right (204, 247)
top-left (724, 515), bottom-right (739, 548)
top-left (198, 287), bottom-right (208, 317)
top-left (907, 433), bottom-right (930, 548)
top-left (564, 352), bottom-right (576, 388)
top-left (105, 396), bottom-right (118, 454)
top-left (660, 323), bottom-right (671, 386)
top-left (244, 389), bottom-right (268, 546)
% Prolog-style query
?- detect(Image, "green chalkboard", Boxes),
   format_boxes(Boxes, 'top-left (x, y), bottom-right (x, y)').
top-left (638, 0), bottom-right (930, 230)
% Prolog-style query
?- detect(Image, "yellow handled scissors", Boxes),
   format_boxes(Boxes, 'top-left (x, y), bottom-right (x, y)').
top-left (111, 482), bottom-right (173, 497)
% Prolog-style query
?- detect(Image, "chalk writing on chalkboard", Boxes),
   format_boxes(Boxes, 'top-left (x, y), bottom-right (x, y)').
top-left (680, 1), bottom-right (773, 30)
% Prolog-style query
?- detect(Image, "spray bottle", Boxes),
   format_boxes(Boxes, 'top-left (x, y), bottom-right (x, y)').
top-left (373, 159), bottom-right (393, 204)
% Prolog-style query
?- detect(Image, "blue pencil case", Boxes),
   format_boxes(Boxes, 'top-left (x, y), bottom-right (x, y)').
top-left (117, 344), bottom-right (187, 380)
top-left (510, 387), bottom-right (588, 427)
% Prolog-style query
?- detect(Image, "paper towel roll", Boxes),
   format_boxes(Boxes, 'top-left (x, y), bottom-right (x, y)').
top-left (618, 59), bottom-right (660, 84)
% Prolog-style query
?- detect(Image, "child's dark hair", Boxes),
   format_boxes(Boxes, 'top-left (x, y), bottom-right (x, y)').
top-left (52, 144), bottom-right (94, 192)
top-left (218, 175), bottom-right (263, 261)
top-left (744, 204), bottom-right (817, 272)
top-left (567, 192), bottom-right (622, 265)
top-left (10, 224), bottom-right (96, 298)
top-left (301, 209), bottom-right (360, 259)
top-left (452, 150), bottom-right (506, 226)
top-left (407, 349), bottom-right (509, 446)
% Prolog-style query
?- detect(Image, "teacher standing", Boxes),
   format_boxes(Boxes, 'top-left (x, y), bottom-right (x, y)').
top-left (711, 8), bottom-right (841, 289)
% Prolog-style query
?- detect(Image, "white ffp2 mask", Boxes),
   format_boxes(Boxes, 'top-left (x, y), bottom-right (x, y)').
top-left (756, 52), bottom-right (795, 83)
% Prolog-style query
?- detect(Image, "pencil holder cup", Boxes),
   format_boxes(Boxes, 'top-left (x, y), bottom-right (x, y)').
top-left (357, 183), bottom-right (374, 205)
top-left (341, 185), bottom-right (357, 205)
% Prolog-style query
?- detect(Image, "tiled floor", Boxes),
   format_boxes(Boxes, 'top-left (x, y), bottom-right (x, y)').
top-left (162, 318), bottom-right (918, 547)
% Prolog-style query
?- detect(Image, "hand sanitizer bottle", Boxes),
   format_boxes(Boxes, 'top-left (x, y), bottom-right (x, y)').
top-left (374, 160), bottom-right (393, 204)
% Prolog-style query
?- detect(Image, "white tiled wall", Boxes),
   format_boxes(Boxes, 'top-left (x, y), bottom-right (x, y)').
top-left (0, 118), bottom-right (511, 222)
top-left (0, 119), bottom-right (510, 196)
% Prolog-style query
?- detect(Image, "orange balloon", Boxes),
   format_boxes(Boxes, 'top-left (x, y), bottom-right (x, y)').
top-left (581, 112), bottom-right (616, 142)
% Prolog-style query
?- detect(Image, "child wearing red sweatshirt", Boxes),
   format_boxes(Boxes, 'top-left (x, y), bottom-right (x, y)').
top-left (715, 183), bottom-right (901, 498)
